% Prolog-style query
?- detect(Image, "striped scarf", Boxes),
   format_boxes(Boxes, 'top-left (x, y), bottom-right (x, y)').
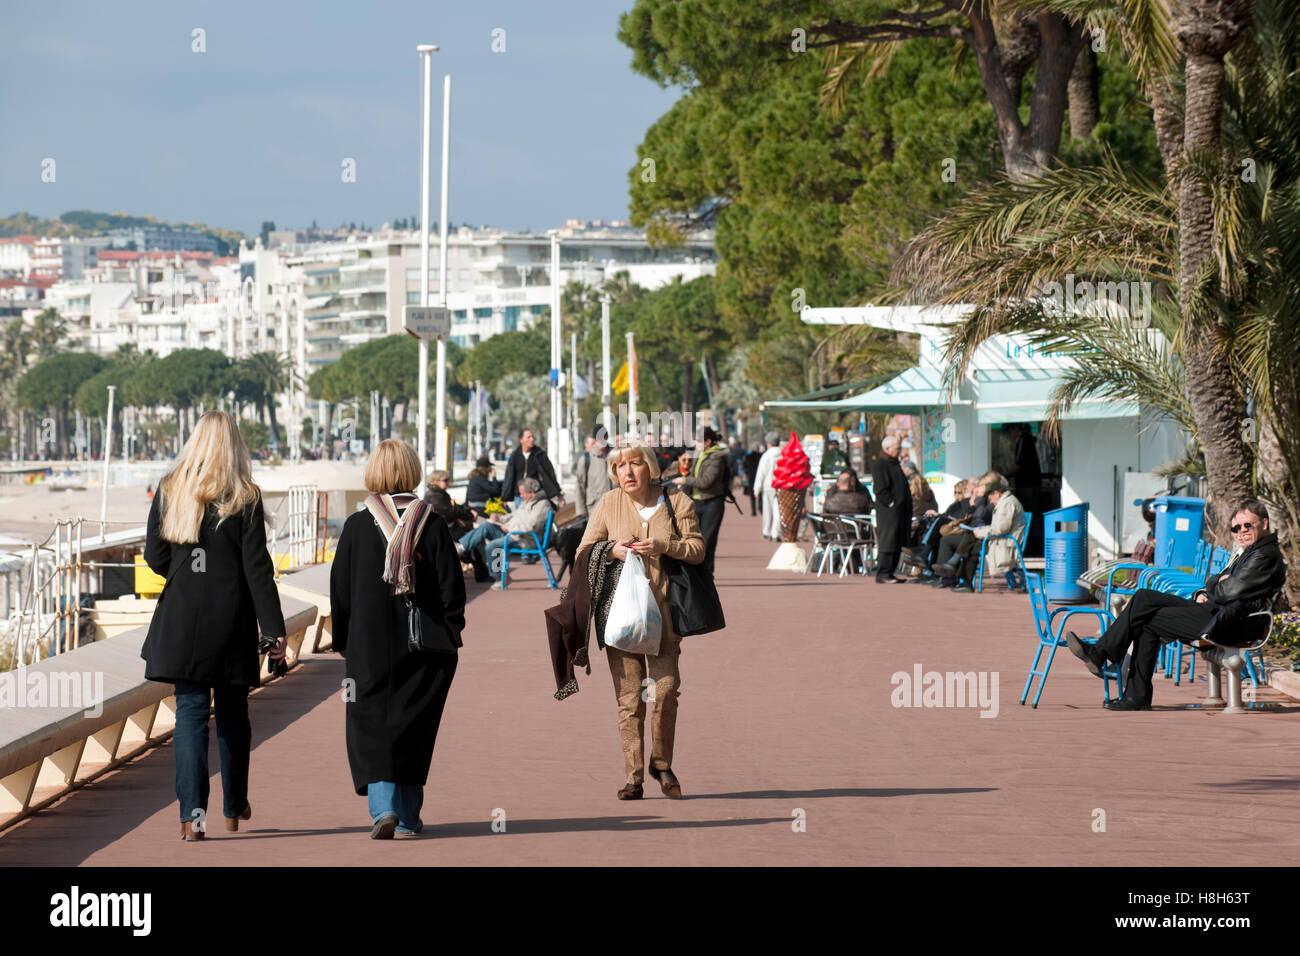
top-left (365, 492), bottom-right (432, 595)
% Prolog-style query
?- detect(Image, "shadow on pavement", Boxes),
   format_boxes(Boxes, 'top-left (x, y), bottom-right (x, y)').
top-left (688, 787), bottom-right (997, 800)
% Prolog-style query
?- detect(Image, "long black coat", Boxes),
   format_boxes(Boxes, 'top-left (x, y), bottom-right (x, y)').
top-left (329, 498), bottom-right (466, 795)
top-left (871, 454), bottom-right (912, 554)
top-left (142, 493), bottom-right (286, 687)
top-left (501, 446), bottom-right (561, 501)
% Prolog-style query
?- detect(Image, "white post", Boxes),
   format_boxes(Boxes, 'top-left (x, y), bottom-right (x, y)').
top-left (416, 44), bottom-right (437, 486)
top-left (601, 295), bottom-right (612, 438)
top-left (435, 73), bottom-right (451, 471)
top-left (570, 330), bottom-right (578, 468)
top-left (100, 385), bottom-right (115, 542)
top-left (626, 331), bottom-right (637, 437)
top-left (550, 233), bottom-right (561, 452)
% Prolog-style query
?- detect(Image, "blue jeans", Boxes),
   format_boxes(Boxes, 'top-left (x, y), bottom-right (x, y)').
top-left (172, 680), bottom-right (251, 824)
top-left (367, 781), bottom-right (424, 833)
top-left (459, 521), bottom-right (504, 553)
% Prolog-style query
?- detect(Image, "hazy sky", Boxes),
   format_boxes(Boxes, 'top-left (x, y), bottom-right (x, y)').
top-left (0, 1), bottom-right (679, 237)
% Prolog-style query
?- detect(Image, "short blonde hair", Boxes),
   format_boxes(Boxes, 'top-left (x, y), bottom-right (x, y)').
top-left (607, 438), bottom-right (661, 481)
top-left (365, 439), bottom-right (422, 494)
top-left (426, 469), bottom-right (450, 484)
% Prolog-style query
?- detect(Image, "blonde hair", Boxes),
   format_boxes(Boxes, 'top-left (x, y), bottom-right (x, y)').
top-left (158, 411), bottom-right (260, 543)
top-left (426, 469), bottom-right (450, 484)
top-left (365, 439), bottom-right (422, 494)
top-left (607, 438), bottom-right (661, 481)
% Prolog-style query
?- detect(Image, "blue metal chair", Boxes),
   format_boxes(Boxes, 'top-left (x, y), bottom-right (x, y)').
top-left (1102, 538), bottom-right (1176, 610)
top-left (974, 512), bottom-right (1033, 593)
top-left (498, 512), bottom-right (558, 590)
top-left (1020, 572), bottom-right (1124, 708)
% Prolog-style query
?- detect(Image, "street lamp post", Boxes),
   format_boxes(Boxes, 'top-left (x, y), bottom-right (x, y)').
top-left (435, 73), bottom-right (451, 471)
top-left (100, 385), bottom-right (115, 542)
top-left (600, 294), bottom-right (612, 438)
top-left (550, 233), bottom-right (561, 456)
top-left (416, 43), bottom-right (438, 483)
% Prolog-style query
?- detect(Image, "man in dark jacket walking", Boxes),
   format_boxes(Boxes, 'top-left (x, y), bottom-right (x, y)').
top-left (1067, 498), bottom-right (1286, 710)
top-left (871, 434), bottom-right (912, 583)
top-left (672, 426), bottom-right (730, 573)
top-left (500, 428), bottom-right (563, 506)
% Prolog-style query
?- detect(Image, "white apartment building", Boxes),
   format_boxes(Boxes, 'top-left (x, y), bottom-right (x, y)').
top-left (0, 236), bottom-right (37, 276)
top-left (29, 236), bottom-right (112, 281)
top-left (265, 221), bottom-right (716, 370)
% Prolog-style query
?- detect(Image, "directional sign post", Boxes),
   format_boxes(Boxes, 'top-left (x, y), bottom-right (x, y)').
top-left (404, 305), bottom-right (452, 341)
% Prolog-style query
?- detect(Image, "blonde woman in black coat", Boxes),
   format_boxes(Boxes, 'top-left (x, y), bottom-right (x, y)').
top-left (330, 440), bottom-right (466, 839)
top-left (142, 411), bottom-right (286, 842)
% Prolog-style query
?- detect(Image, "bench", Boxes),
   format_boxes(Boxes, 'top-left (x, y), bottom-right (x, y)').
top-left (1189, 594), bottom-right (1279, 714)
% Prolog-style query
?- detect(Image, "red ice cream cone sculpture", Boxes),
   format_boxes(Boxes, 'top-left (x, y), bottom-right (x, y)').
top-left (771, 432), bottom-right (812, 543)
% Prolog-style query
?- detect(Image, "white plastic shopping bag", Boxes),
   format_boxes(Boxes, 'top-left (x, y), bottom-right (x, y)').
top-left (605, 551), bottom-right (663, 655)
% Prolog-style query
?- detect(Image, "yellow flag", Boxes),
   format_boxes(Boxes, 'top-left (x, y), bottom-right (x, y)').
top-left (611, 361), bottom-right (629, 393)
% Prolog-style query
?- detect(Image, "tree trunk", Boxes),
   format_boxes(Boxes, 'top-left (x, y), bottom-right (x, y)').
top-left (1068, 42), bottom-right (1100, 138)
top-left (681, 358), bottom-right (695, 418)
top-left (1174, 3), bottom-right (1256, 537)
top-left (963, 11), bottom-right (1084, 181)
top-left (267, 400), bottom-right (280, 452)
top-left (641, 359), bottom-right (671, 411)
top-left (706, 353), bottom-right (722, 432)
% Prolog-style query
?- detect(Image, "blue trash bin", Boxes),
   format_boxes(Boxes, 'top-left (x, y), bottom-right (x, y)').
top-left (1153, 496), bottom-right (1205, 571)
top-left (1044, 503), bottom-right (1089, 603)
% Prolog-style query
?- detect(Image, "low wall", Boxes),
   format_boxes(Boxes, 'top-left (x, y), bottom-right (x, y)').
top-left (0, 595), bottom-right (317, 831)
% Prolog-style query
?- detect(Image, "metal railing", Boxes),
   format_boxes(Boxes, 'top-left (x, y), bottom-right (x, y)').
top-left (1, 519), bottom-right (86, 672)
top-left (267, 484), bottom-right (321, 573)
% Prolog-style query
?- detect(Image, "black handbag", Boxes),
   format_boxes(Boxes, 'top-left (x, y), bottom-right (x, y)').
top-left (404, 595), bottom-right (458, 655)
top-left (660, 493), bottom-right (726, 636)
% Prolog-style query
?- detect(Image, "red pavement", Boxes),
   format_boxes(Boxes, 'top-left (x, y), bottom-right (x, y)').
top-left (2, 508), bottom-right (1298, 865)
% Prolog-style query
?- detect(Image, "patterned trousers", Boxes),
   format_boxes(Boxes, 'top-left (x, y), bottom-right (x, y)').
top-left (606, 644), bottom-right (681, 785)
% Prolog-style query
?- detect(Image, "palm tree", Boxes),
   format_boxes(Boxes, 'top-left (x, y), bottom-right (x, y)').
top-left (889, 0), bottom-right (1300, 593)
top-left (29, 307), bottom-right (67, 360)
top-left (237, 352), bottom-right (291, 453)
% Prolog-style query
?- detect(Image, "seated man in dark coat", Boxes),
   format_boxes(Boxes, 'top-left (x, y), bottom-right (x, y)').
top-left (1067, 499), bottom-right (1287, 710)
top-left (822, 469), bottom-right (873, 515)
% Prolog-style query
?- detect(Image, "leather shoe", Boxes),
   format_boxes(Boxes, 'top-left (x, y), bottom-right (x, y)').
top-left (1065, 631), bottom-right (1104, 678)
top-left (648, 766), bottom-right (683, 799)
top-left (180, 820), bottom-right (205, 842)
top-left (951, 583), bottom-right (974, 593)
top-left (1103, 697), bottom-right (1151, 711)
top-left (370, 812), bottom-right (399, 839)
top-left (225, 801), bottom-right (252, 832)
top-left (931, 562), bottom-right (957, 577)
top-left (617, 783), bottom-right (643, 800)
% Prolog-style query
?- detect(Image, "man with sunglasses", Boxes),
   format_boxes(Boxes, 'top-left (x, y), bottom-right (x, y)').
top-left (1066, 499), bottom-right (1286, 710)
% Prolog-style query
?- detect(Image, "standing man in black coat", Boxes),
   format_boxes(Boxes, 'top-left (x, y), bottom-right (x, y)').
top-left (142, 411), bottom-right (286, 842)
top-left (500, 428), bottom-right (563, 507)
top-left (871, 434), bottom-right (912, 583)
top-left (1067, 498), bottom-right (1286, 710)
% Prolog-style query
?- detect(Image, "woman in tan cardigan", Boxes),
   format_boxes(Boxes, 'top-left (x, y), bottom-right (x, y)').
top-left (579, 439), bottom-right (705, 800)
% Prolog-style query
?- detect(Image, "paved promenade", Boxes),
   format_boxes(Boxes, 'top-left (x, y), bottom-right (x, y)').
top-left (2, 508), bottom-right (1297, 866)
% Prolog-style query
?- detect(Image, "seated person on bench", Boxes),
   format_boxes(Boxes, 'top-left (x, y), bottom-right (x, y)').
top-left (1067, 498), bottom-right (1286, 710)
top-left (933, 473), bottom-right (1024, 593)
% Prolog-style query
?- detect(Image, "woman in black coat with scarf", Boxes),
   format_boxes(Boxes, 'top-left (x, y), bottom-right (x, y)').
top-left (330, 440), bottom-right (467, 839)
top-left (142, 411), bottom-right (287, 842)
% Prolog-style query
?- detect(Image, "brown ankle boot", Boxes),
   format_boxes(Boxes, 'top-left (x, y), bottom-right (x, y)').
top-left (181, 820), bottom-right (205, 842)
top-left (225, 802), bottom-right (252, 832)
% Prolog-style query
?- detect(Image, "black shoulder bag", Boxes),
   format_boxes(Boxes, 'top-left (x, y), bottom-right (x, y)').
top-left (660, 492), bottom-right (726, 636)
top-left (366, 498), bottom-right (457, 656)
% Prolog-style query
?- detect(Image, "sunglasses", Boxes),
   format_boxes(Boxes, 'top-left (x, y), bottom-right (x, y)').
top-left (1231, 522), bottom-right (1257, 533)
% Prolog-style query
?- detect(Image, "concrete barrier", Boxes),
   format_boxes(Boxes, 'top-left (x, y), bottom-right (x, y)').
top-left (0, 595), bottom-right (316, 831)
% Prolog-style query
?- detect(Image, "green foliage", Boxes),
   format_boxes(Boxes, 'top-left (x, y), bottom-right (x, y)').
top-left (16, 353), bottom-right (107, 410)
top-left (239, 418), bottom-right (270, 452)
top-left (493, 372), bottom-right (551, 438)
top-left (457, 327), bottom-right (550, 393)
